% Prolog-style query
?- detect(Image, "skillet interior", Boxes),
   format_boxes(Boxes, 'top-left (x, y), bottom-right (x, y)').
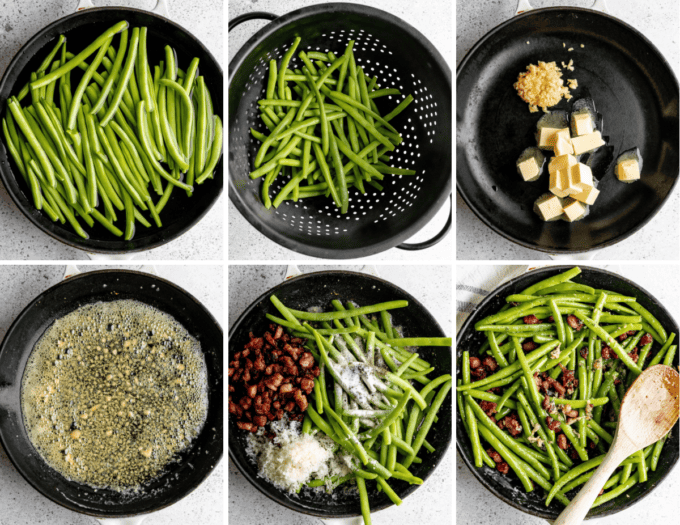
top-left (0, 270), bottom-right (223, 517)
top-left (456, 265), bottom-right (679, 519)
top-left (0, 7), bottom-right (223, 254)
top-left (228, 270), bottom-right (452, 518)
top-left (456, 8), bottom-right (679, 253)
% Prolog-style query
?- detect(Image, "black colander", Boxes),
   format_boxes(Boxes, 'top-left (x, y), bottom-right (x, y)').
top-left (228, 3), bottom-right (452, 259)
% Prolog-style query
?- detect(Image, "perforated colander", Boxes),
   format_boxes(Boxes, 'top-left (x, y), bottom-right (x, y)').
top-left (228, 3), bottom-right (451, 259)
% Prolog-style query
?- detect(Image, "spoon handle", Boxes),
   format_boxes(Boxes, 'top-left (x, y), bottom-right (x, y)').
top-left (554, 443), bottom-right (630, 525)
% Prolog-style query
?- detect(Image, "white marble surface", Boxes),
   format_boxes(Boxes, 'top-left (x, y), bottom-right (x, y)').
top-left (0, 264), bottom-right (223, 525)
top-left (228, 0), bottom-right (453, 261)
top-left (456, 264), bottom-right (680, 525)
top-left (456, 0), bottom-right (680, 261)
top-left (0, 0), bottom-right (223, 261)
top-left (228, 264), bottom-right (453, 524)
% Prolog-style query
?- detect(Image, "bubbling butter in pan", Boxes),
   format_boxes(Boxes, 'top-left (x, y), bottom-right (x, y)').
top-left (21, 299), bottom-right (209, 492)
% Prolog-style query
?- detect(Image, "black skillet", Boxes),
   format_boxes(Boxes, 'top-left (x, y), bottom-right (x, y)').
top-left (457, 7), bottom-right (679, 254)
top-left (0, 269), bottom-right (223, 519)
top-left (228, 270), bottom-right (452, 519)
top-left (0, 7), bottom-right (223, 255)
top-left (456, 266), bottom-right (679, 520)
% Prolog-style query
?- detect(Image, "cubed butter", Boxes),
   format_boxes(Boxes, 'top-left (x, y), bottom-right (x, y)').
top-left (536, 195), bottom-right (563, 221)
top-left (538, 127), bottom-right (571, 149)
top-left (549, 169), bottom-right (570, 198)
top-left (554, 135), bottom-right (574, 156)
top-left (562, 199), bottom-right (587, 222)
top-left (616, 158), bottom-right (640, 182)
top-left (572, 113), bottom-right (593, 136)
top-left (570, 163), bottom-right (593, 190)
top-left (518, 156), bottom-right (540, 181)
top-left (549, 154), bottom-right (577, 175)
top-left (571, 131), bottom-right (605, 155)
top-left (573, 185), bottom-right (600, 205)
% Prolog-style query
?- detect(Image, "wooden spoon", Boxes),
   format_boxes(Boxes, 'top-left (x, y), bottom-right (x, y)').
top-left (554, 364), bottom-right (679, 525)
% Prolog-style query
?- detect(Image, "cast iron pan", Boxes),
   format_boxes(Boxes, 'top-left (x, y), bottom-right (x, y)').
top-left (0, 7), bottom-right (223, 254)
top-left (457, 8), bottom-right (679, 253)
top-left (228, 270), bottom-right (452, 518)
top-left (456, 266), bottom-right (679, 520)
top-left (229, 4), bottom-right (452, 259)
top-left (0, 270), bottom-right (223, 518)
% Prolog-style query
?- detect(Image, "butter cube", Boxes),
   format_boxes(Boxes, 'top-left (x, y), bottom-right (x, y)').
top-left (554, 135), bottom-right (573, 156)
top-left (536, 195), bottom-right (563, 221)
top-left (549, 154), bottom-right (577, 175)
top-left (573, 185), bottom-right (600, 205)
top-left (518, 156), bottom-right (540, 181)
top-left (571, 131), bottom-right (605, 155)
top-left (616, 158), bottom-right (640, 182)
top-left (570, 163), bottom-right (593, 190)
top-left (549, 169), bottom-right (570, 198)
top-left (538, 127), bottom-right (571, 149)
top-left (562, 199), bottom-right (587, 222)
top-left (572, 113), bottom-right (593, 136)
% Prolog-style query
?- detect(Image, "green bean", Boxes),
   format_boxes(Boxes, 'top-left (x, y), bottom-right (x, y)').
top-left (574, 312), bottom-right (642, 373)
top-left (100, 27), bottom-right (139, 127)
top-left (195, 116), bottom-right (222, 184)
top-left (32, 22), bottom-right (127, 91)
top-left (648, 333), bottom-right (676, 367)
top-left (90, 29), bottom-right (128, 115)
top-left (68, 37), bottom-right (112, 131)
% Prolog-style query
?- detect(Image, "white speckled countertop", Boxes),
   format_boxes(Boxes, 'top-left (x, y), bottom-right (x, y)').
top-left (0, 0), bottom-right (223, 260)
top-left (456, 264), bottom-right (680, 525)
top-left (228, 0), bottom-right (452, 261)
top-left (456, 0), bottom-right (680, 260)
top-left (228, 264), bottom-right (452, 524)
top-left (0, 264), bottom-right (223, 525)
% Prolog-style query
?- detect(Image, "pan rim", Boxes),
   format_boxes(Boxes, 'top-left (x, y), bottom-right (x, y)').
top-left (228, 3), bottom-right (452, 259)
top-left (0, 6), bottom-right (224, 255)
top-left (456, 6), bottom-right (680, 254)
top-left (228, 269), bottom-right (452, 518)
top-left (0, 268), bottom-right (224, 518)
top-left (455, 264), bottom-right (679, 519)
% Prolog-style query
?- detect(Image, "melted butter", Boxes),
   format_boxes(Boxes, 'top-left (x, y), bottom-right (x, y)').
top-left (21, 299), bottom-right (208, 492)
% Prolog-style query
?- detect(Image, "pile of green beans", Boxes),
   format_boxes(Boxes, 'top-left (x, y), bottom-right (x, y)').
top-left (458, 266), bottom-right (678, 510)
top-left (268, 295), bottom-right (452, 525)
top-left (250, 38), bottom-right (416, 212)
top-left (2, 21), bottom-right (222, 240)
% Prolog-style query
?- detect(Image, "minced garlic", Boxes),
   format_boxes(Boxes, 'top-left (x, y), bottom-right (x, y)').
top-left (514, 61), bottom-right (573, 113)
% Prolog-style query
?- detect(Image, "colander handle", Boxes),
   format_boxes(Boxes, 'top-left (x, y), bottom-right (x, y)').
top-left (228, 12), bottom-right (278, 32)
top-left (396, 194), bottom-right (452, 251)
top-left (515, 0), bottom-right (609, 15)
top-left (76, 0), bottom-right (170, 17)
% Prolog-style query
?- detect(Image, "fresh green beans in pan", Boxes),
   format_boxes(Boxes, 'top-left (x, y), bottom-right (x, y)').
top-left (250, 38), bottom-right (416, 211)
top-left (2, 22), bottom-right (222, 241)
top-left (260, 294), bottom-right (451, 524)
top-left (458, 266), bottom-right (678, 511)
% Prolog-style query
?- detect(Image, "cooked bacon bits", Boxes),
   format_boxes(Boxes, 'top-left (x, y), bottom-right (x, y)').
top-left (482, 356), bottom-right (498, 372)
top-left (628, 347), bottom-right (639, 364)
top-left (229, 324), bottom-right (316, 433)
top-left (469, 356), bottom-right (482, 369)
top-left (640, 333), bottom-right (653, 346)
top-left (496, 462), bottom-right (510, 475)
top-left (469, 355), bottom-right (497, 380)
top-left (557, 433), bottom-right (568, 450)
top-left (601, 346), bottom-right (619, 360)
top-left (546, 416), bottom-right (561, 432)
top-left (523, 315), bottom-right (541, 325)
top-left (487, 448), bottom-right (503, 463)
top-left (566, 315), bottom-right (583, 331)
top-left (580, 347), bottom-right (588, 360)
top-left (479, 400), bottom-right (497, 417)
top-left (522, 340), bottom-right (538, 352)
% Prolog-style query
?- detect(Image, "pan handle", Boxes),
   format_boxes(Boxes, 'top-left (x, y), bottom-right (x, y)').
top-left (76, 0), bottom-right (170, 17)
top-left (318, 518), bottom-right (360, 525)
top-left (64, 264), bottom-right (159, 279)
top-left (228, 12), bottom-right (278, 32)
top-left (547, 251), bottom-right (598, 261)
top-left (396, 194), bottom-right (452, 251)
top-left (515, 0), bottom-right (609, 15)
top-left (95, 518), bottom-right (147, 525)
top-left (282, 264), bottom-right (381, 282)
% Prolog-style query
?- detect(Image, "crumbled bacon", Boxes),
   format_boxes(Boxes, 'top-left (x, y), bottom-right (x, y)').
top-left (523, 315), bottom-right (541, 325)
top-left (639, 333), bottom-right (653, 346)
top-left (230, 326), bottom-right (315, 433)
